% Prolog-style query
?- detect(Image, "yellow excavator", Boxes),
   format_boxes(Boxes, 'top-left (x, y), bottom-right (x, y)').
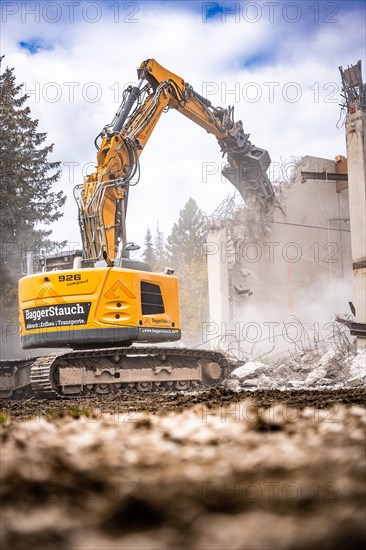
top-left (0, 59), bottom-right (273, 398)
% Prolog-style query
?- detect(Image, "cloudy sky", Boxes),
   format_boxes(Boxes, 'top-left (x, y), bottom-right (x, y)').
top-left (2, 0), bottom-right (365, 255)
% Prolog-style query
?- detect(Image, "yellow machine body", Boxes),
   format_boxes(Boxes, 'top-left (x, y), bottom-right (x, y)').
top-left (19, 267), bottom-right (181, 349)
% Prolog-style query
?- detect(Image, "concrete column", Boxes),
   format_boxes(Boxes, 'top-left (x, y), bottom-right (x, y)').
top-left (206, 228), bottom-right (230, 347)
top-left (345, 110), bottom-right (366, 347)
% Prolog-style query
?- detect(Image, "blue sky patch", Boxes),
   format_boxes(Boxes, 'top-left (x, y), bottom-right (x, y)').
top-left (243, 52), bottom-right (273, 69)
top-left (19, 39), bottom-right (53, 55)
top-left (202, 2), bottom-right (232, 19)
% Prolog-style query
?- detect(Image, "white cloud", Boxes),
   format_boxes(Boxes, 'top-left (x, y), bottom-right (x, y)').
top-left (2, 1), bottom-right (364, 256)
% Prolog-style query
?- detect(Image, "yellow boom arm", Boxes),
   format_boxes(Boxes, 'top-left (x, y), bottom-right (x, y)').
top-left (75, 59), bottom-right (273, 266)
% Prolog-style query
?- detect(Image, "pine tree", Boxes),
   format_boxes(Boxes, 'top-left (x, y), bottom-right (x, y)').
top-left (153, 223), bottom-right (168, 270)
top-left (166, 198), bottom-right (207, 268)
top-left (142, 228), bottom-right (155, 266)
top-left (166, 198), bottom-right (209, 345)
top-left (177, 258), bottom-right (209, 345)
top-left (0, 57), bottom-right (66, 318)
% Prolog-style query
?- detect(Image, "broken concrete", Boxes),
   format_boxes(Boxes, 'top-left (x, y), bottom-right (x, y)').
top-left (347, 348), bottom-right (366, 386)
top-left (227, 346), bottom-right (365, 390)
top-left (231, 360), bottom-right (269, 380)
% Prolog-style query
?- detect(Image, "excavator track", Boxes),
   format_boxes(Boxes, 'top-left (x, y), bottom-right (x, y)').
top-left (1, 347), bottom-right (231, 399)
top-left (30, 355), bottom-right (63, 399)
top-left (0, 359), bottom-right (35, 399)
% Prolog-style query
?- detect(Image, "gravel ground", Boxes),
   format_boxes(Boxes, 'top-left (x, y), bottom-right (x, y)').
top-left (1, 387), bottom-right (365, 550)
top-left (1, 387), bottom-right (366, 421)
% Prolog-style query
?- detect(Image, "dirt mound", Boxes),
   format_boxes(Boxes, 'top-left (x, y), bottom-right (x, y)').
top-left (1, 392), bottom-right (365, 549)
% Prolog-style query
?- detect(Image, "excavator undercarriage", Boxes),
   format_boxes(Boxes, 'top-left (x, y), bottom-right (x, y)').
top-left (1, 347), bottom-right (230, 399)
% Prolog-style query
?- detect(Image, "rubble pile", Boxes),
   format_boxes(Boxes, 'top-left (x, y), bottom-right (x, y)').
top-left (229, 347), bottom-right (366, 391)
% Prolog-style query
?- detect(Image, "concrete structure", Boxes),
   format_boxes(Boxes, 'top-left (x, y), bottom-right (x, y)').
top-left (206, 227), bottom-right (231, 326)
top-left (338, 60), bottom-right (366, 348)
top-left (207, 61), bottom-right (366, 356)
top-left (206, 156), bottom-right (353, 358)
top-left (345, 109), bottom-right (366, 347)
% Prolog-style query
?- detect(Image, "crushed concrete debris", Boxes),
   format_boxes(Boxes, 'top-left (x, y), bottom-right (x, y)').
top-left (304, 367), bottom-right (328, 386)
top-left (231, 360), bottom-right (268, 380)
top-left (223, 379), bottom-right (242, 392)
top-left (227, 347), bottom-right (366, 390)
top-left (347, 348), bottom-right (366, 386)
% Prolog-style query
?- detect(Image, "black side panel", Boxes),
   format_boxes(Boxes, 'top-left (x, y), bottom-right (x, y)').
top-left (21, 326), bottom-right (181, 349)
top-left (21, 327), bottom-right (139, 349)
top-left (141, 281), bottom-right (165, 315)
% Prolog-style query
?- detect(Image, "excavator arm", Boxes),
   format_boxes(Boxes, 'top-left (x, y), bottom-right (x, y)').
top-left (75, 59), bottom-right (273, 267)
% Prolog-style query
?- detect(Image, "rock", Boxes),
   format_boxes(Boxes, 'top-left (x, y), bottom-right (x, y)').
top-left (256, 374), bottom-right (274, 388)
top-left (231, 361), bottom-right (268, 381)
top-left (299, 349), bottom-right (320, 368)
top-left (224, 379), bottom-right (242, 392)
top-left (347, 377), bottom-right (364, 387)
top-left (242, 378), bottom-right (259, 388)
top-left (347, 349), bottom-right (366, 386)
top-left (286, 380), bottom-right (304, 388)
top-left (299, 364), bottom-right (313, 373)
top-left (319, 349), bottom-right (337, 366)
top-left (273, 364), bottom-right (291, 378)
top-left (304, 367), bottom-right (327, 386)
top-left (319, 378), bottom-right (335, 386)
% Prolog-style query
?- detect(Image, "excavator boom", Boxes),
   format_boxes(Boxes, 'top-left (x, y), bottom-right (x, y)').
top-left (77, 59), bottom-right (273, 266)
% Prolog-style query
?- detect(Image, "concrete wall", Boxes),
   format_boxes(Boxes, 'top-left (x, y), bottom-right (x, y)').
top-left (345, 111), bottom-right (366, 347)
top-left (207, 156), bottom-right (353, 357)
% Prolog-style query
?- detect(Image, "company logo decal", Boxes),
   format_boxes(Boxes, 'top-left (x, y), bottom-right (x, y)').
top-left (104, 280), bottom-right (136, 299)
top-left (24, 303), bottom-right (91, 330)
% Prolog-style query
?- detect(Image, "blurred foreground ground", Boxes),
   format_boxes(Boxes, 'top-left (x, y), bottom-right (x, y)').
top-left (1, 387), bottom-right (365, 550)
